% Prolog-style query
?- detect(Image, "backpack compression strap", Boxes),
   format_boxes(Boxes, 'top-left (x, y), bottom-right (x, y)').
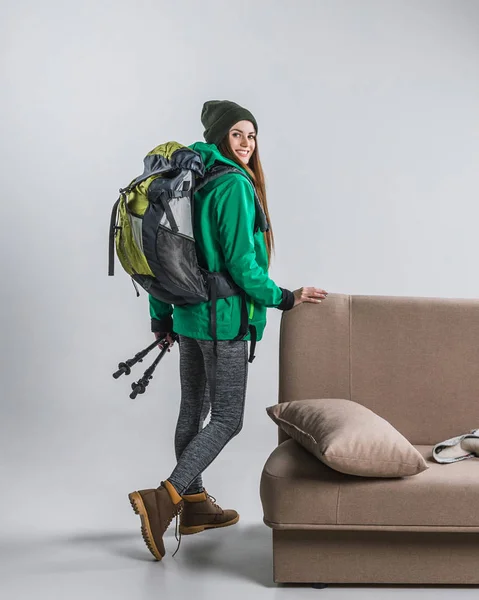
top-left (108, 196), bottom-right (121, 276)
top-left (108, 157), bottom-right (194, 277)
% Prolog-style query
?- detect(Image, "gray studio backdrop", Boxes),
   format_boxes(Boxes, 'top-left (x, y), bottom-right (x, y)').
top-left (1, 0), bottom-right (478, 538)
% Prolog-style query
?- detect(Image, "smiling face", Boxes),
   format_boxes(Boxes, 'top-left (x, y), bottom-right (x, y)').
top-left (227, 120), bottom-right (256, 165)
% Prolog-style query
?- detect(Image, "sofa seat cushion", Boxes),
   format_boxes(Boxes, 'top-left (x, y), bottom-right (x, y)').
top-left (260, 439), bottom-right (479, 530)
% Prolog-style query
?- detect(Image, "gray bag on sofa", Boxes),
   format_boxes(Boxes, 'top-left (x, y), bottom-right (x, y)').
top-left (432, 429), bottom-right (479, 463)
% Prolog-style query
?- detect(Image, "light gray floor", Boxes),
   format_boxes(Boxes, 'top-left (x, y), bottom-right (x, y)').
top-left (1, 521), bottom-right (478, 600)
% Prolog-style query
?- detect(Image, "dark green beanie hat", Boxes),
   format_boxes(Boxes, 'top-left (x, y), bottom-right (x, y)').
top-left (201, 100), bottom-right (258, 145)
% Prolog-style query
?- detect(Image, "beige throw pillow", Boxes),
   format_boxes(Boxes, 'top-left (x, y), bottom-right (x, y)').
top-left (266, 398), bottom-right (429, 477)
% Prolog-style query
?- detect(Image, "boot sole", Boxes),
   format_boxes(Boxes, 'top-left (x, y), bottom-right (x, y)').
top-left (128, 491), bottom-right (163, 561)
top-left (179, 514), bottom-right (240, 535)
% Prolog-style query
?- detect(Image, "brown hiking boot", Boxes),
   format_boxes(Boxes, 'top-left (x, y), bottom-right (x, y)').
top-left (179, 490), bottom-right (239, 535)
top-left (128, 480), bottom-right (184, 560)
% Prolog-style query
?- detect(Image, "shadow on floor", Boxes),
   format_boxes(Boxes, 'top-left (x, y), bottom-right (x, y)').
top-left (66, 523), bottom-right (275, 587)
top-left (173, 523), bottom-right (274, 587)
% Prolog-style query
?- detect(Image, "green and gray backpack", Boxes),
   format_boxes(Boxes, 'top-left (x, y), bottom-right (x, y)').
top-left (108, 141), bottom-right (268, 360)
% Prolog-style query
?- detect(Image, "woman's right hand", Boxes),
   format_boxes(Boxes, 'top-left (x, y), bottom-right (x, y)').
top-left (293, 287), bottom-right (328, 308)
top-left (154, 331), bottom-right (176, 351)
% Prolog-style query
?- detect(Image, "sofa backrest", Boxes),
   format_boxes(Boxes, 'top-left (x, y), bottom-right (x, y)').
top-left (278, 293), bottom-right (479, 445)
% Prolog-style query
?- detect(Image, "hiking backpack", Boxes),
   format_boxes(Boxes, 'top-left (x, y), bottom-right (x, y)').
top-left (108, 141), bottom-right (268, 362)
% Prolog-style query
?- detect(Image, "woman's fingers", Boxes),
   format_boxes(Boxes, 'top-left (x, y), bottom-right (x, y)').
top-left (154, 332), bottom-right (175, 351)
top-left (303, 287), bottom-right (328, 302)
top-left (293, 287), bottom-right (328, 307)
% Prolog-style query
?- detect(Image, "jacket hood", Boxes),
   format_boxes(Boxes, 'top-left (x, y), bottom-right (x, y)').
top-left (189, 141), bottom-right (251, 181)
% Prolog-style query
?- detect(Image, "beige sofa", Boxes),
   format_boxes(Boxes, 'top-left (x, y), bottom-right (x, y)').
top-left (260, 293), bottom-right (479, 585)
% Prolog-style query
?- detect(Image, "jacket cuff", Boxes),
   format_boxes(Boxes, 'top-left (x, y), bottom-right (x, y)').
top-left (277, 288), bottom-right (295, 311)
top-left (151, 315), bottom-right (173, 333)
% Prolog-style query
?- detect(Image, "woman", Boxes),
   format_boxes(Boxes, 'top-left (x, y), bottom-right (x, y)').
top-left (128, 100), bottom-right (328, 561)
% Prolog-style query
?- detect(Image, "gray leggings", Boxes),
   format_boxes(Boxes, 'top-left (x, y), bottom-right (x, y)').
top-left (167, 335), bottom-right (249, 495)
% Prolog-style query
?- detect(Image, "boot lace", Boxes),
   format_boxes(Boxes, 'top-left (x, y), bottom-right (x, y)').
top-left (172, 505), bottom-right (183, 557)
top-left (206, 492), bottom-right (221, 511)
top-left (170, 491), bottom-right (222, 557)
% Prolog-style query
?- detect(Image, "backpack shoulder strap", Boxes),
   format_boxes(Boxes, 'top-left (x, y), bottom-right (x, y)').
top-left (194, 164), bottom-right (269, 233)
top-left (193, 164), bottom-right (238, 193)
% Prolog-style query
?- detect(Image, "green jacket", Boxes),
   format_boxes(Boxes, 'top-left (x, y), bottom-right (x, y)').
top-left (149, 141), bottom-right (291, 342)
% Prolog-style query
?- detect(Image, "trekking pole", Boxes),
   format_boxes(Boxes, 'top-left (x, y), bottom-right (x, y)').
top-left (129, 343), bottom-right (169, 399)
top-left (129, 332), bottom-right (178, 399)
top-left (112, 336), bottom-right (166, 379)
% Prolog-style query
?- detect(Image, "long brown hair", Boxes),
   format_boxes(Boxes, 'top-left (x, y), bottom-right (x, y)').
top-left (218, 135), bottom-right (275, 265)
